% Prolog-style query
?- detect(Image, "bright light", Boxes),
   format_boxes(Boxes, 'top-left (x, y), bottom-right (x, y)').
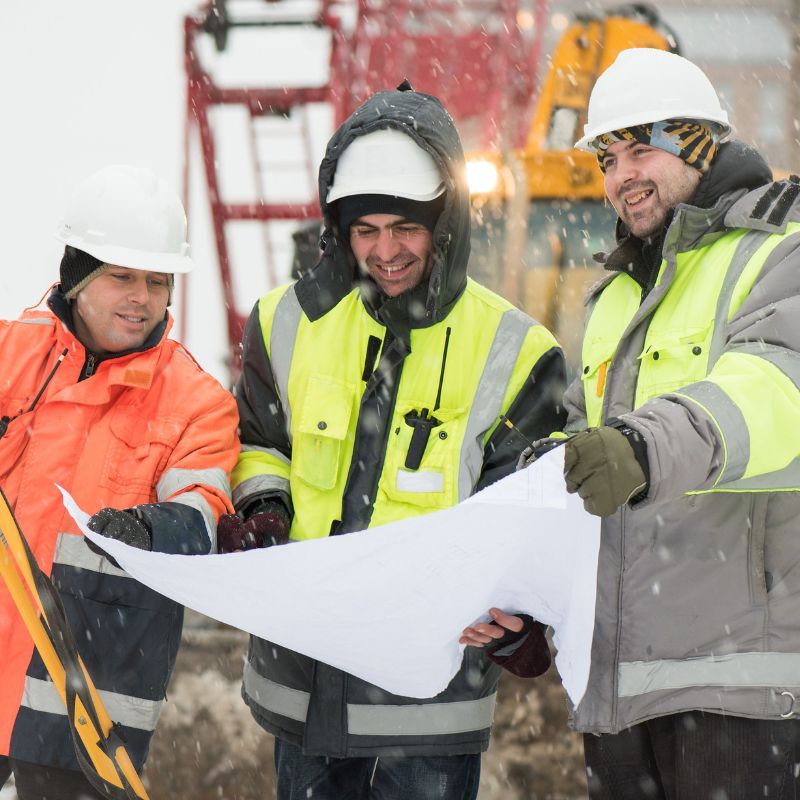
top-left (517, 10), bottom-right (535, 31)
top-left (551, 12), bottom-right (569, 32)
top-left (466, 160), bottom-right (500, 194)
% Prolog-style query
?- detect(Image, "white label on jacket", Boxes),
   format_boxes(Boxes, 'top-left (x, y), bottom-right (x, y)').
top-left (396, 469), bottom-right (444, 493)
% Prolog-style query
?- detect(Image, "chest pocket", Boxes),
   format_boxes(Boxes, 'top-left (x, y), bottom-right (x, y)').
top-left (293, 375), bottom-right (355, 491)
top-left (381, 404), bottom-right (466, 510)
top-left (635, 324), bottom-right (712, 407)
top-left (581, 339), bottom-right (618, 428)
top-left (101, 410), bottom-right (183, 498)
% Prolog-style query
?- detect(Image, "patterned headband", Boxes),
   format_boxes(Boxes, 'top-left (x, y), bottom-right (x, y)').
top-left (594, 120), bottom-right (719, 174)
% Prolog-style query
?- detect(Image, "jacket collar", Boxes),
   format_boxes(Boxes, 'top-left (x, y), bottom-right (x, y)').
top-left (46, 288), bottom-right (171, 389)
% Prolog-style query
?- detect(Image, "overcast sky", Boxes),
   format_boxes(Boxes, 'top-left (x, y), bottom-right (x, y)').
top-left (2, 1), bottom-right (309, 385)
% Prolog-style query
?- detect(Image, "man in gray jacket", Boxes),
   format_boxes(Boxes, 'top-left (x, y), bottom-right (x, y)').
top-left (464, 48), bottom-right (800, 798)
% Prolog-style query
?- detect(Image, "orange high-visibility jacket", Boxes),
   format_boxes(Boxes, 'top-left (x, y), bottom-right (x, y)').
top-left (0, 302), bottom-right (238, 770)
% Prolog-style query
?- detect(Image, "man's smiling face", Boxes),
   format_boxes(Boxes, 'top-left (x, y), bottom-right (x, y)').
top-left (603, 140), bottom-right (702, 239)
top-left (72, 266), bottom-right (169, 354)
top-left (350, 213), bottom-right (433, 297)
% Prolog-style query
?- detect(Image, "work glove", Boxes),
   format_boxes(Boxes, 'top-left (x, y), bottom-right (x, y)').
top-left (486, 615), bottom-right (551, 679)
top-left (563, 425), bottom-right (648, 518)
top-left (217, 500), bottom-right (291, 554)
top-left (516, 436), bottom-right (567, 470)
top-left (85, 507), bottom-right (152, 566)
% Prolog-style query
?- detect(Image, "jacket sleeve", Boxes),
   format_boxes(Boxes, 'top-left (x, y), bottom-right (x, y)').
top-left (562, 373), bottom-right (589, 434)
top-left (623, 231), bottom-right (800, 504)
top-left (141, 375), bottom-right (239, 555)
top-left (231, 301), bottom-right (294, 516)
top-left (477, 328), bottom-right (567, 492)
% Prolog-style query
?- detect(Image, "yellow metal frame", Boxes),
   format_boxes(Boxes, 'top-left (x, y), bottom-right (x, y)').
top-left (0, 491), bottom-right (150, 799)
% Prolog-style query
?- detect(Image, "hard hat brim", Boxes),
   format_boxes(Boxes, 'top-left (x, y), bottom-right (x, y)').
top-left (55, 232), bottom-right (194, 274)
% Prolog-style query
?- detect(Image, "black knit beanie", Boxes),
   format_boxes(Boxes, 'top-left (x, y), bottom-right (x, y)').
top-left (59, 246), bottom-right (106, 300)
top-left (335, 193), bottom-right (445, 236)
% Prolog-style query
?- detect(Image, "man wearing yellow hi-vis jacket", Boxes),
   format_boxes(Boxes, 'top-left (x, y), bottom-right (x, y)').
top-left (222, 84), bottom-right (567, 799)
top-left (543, 49), bottom-right (800, 799)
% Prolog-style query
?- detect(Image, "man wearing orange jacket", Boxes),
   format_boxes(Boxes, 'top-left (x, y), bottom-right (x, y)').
top-left (0, 165), bottom-right (239, 800)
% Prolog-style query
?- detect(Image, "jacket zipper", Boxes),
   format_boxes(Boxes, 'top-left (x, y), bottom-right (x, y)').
top-left (82, 353), bottom-right (98, 379)
top-left (0, 348), bottom-right (69, 440)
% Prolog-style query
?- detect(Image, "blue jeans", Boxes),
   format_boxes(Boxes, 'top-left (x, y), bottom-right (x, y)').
top-left (274, 739), bottom-right (481, 800)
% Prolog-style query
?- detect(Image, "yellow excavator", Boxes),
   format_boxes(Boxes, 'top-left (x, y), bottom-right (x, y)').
top-left (467, 4), bottom-right (678, 370)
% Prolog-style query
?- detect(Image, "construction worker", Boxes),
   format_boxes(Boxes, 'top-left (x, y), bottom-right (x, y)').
top-left (0, 165), bottom-right (239, 800)
top-left (220, 84), bottom-right (565, 799)
top-left (464, 48), bottom-right (800, 798)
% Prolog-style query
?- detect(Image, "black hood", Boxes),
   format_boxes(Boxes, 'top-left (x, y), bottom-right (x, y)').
top-left (690, 139), bottom-right (773, 210)
top-left (294, 88), bottom-right (470, 341)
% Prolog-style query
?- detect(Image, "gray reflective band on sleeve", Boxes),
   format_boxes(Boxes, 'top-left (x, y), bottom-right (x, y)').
top-left (619, 653), bottom-right (800, 697)
top-left (708, 230), bottom-right (772, 366)
top-left (52, 532), bottom-right (131, 578)
top-left (243, 662), bottom-right (309, 722)
top-left (458, 309), bottom-right (533, 501)
top-left (670, 380), bottom-right (750, 484)
top-left (347, 693), bottom-right (497, 737)
top-left (243, 663), bottom-right (497, 737)
top-left (269, 286), bottom-right (303, 444)
top-left (729, 342), bottom-right (800, 390)
top-left (21, 676), bottom-right (163, 731)
top-left (241, 444), bottom-right (291, 465)
top-left (170, 490), bottom-right (217, 550)
top-left (232, 474), bottom-right (291, 508)
top-left (156, 466), bottom-right (231, 502)
top-left (713, 458), bottom-right (800, 491)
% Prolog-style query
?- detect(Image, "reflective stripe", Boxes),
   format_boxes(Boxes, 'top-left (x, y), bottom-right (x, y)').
top-left (20, 318), bottom-right (54, 326)
top-left (156, 466), bottom-right (231, 502)
top-left (243, 661), bottom-right (309, 722)
top-left (708, 230), bottom-right (772, 366)
top-left (396, 469), bottom-right (444, 493)
top-left (241, 444), bottom-right (291, 465)
top-left (170, 490), bottom-right (217, 550)
top-left (347, 693), bottom-right (497, 737)
top-left (269, 287), bottom-right (303, 444)
top-left (720, 458), bottom-right (800, 491)
top-left (730, 342), bottom-right (800, 389)
top-left (232, 473), bottom-right (291, 508)
top-left (243, 663), bottom-right (496, 737)
top-left (619, 653), bottom-right (800, 697)
top-left (670, 380), bottom-right (749, 484)
top-left (52, 532), bottom-right (131, 578)
top-left (21, 676), bottom-right (163, 731)
top-left (458, 309), bottom-right (533, 501)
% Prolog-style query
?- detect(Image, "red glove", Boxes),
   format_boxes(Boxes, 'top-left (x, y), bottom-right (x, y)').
top-left (217, 507), bottom-right (290, 553)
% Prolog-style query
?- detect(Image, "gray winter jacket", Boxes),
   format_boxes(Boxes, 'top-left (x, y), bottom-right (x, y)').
top-left (565, 142), bottom-right (800, 733)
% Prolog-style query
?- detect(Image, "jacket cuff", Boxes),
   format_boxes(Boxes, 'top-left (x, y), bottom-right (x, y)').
top-left (487, 619), bottom-right (551, 678)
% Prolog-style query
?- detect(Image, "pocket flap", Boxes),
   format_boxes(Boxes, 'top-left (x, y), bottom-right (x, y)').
top-left (296, 375), bottom-right (354, 440)
top-left (110, 409), bottom-right (184, 447)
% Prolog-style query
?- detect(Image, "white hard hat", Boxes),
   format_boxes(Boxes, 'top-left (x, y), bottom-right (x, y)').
top-left (55, 165), bottom-right (193, 274)
top-left (327, 128), bottom-right (446, 203)
top-left (575, 48), bottom-right (731, 152)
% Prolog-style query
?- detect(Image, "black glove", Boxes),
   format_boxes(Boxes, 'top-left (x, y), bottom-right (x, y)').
top-left (516, 436), bottom-right (567, 470)
top-left (86, 507), bottom-right (152, 565)
top-left (217, 500), bottom-right (291, 554)
top-left (564, 425), bottom-right (648, 517)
